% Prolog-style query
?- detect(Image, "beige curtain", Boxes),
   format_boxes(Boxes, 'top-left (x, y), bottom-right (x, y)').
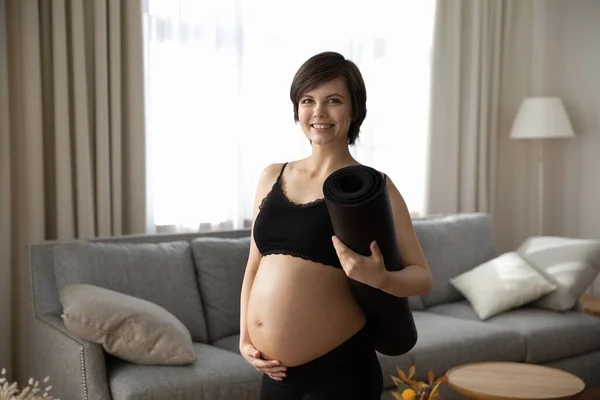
top-left (426, 0), bottom-right (542, 252)
top-left (0, 0), bottom-right (146, 383)
top-left (426, 0), bottom-right (505, 215)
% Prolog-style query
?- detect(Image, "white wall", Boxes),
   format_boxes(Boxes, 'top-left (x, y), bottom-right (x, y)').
top-left (495, 0), bottom-right (600, 295)
top-left (543, 0), bottom-right (600, 295)
top-left (541, 0), bottom-right (600, 240)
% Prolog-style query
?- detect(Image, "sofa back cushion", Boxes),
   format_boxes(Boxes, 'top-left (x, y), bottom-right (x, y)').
top-left (190, 237), bottom-right (250, 343)
top-left (413, 213), bottom-right (495, 307)
top-left (53, 240), bottom-right (208, 342)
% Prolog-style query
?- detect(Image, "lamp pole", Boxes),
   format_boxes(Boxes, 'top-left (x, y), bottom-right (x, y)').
top-left (537, 140), bottom-right (544, 235)
top-left (510, 97), bottom-right (575, 237)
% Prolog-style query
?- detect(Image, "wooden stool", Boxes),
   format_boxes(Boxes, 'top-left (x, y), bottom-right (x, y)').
top-left (446, 361), bottom-right (585, 400)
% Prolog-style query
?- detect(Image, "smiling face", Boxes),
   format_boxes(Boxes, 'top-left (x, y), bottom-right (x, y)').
top-left (297, 77), bottom-right (352, 146)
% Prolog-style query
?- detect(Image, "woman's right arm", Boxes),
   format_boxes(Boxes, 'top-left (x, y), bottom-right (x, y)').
top-left (239, 163), bottom-right (287, 380)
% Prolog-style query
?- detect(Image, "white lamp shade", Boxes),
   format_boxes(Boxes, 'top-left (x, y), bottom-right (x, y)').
top-left (510, 97), bottom-right (575, 140)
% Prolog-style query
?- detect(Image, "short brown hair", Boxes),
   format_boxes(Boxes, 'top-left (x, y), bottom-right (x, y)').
top-left (290, 52), bottom-right (367, 146)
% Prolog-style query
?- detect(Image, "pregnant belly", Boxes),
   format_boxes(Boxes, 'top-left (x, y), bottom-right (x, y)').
top-left (247, 254), bottom-right (366, 367)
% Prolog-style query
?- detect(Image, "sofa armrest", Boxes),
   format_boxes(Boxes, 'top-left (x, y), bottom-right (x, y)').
top-left (32, 313), bottom-right (112, 400)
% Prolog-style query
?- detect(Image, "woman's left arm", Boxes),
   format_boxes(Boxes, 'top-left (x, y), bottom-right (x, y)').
top-left (376, 176), bottom-right (432, 297)
top-left (332, 176), bottom-right (432, 297)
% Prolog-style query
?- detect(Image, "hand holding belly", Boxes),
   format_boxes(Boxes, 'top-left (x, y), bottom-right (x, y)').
top-left (240, 339), bottom-right (288, 381)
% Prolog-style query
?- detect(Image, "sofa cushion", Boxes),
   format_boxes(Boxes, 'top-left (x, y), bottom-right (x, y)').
top-left (488, 308), bottom-right (600, 363)
top-left (543, 350), bottom-right (600, 387)
top-left (190, 237), bottom-right (250, 343)
top-left (406, 312), bottom-right (526, 379)
top-left (213, 334), bottom-right (241, 354)
top-left (108, 343), bottom-right (262, 400)
top-left (408, 296), bottom-right (424, 311)
top-left (449, 252), bottom-right (556, 319)
top-left (427, 300), bottom-right (489, 320)
top-left (61, 284), bottom-right (196, 365)
top-left (53, 240), bottom-right (208, 342)
top-left (427, 301), bottom-right (600, 363)
top-left (517, 236), bottom-right (600, 311)
top-left (413, 213), bottom-right (495, 307)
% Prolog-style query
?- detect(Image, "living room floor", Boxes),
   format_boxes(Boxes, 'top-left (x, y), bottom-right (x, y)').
top-left (579, 386), bottom-right (600, 400)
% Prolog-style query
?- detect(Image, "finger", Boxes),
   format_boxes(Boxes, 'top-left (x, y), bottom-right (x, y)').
top-left (332, 236), bottom-right (355, 261)
top-left (370, 241), bottom-right (383, 259)
top-left (259, 365), bottom-right (288, 374)
top-left (268, 371), bottom-right (287, 379)
top-left (268, 370), bottom-right (287, 378)
top-left (244, 345), bottom-right (261, 359)
top-left (253, 358), bottom-right (282, 370)
top-left (268, 374), bottom-right (284, 381)
top-left (331, 236), bottom-right (347, 252)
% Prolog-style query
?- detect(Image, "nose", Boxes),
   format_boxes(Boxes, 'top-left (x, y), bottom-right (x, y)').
top-left (313, 102), bottom-right (326, 118)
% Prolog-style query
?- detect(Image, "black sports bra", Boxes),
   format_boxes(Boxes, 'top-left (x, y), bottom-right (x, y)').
top-left (253, 162), bottom-right (342, 268)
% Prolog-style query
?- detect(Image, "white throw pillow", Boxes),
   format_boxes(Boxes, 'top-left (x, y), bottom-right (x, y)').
top-left (449, 252), bottom-right (557, 320)
top-left (60, 284), bottom-right (197, 365)
top-left (517, 236), bottom-right (600, 311)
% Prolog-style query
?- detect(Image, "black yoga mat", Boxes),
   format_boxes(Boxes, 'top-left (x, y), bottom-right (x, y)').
top-left (323, 165), bottom-right (417, 356)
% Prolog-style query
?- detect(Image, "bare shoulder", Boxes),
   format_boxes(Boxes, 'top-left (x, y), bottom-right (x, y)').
top-left (253, 163), bottom-right (285, 204)
top-left (383, 173), bottom-right (400, 195)
top-left (259, 162), bottom-right (285, 185)
top-left (381, 173), bottom-right (410, 212)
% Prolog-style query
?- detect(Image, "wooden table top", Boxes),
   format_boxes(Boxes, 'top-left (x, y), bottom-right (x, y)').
top-left (446, 362), bottom-right (585, 400)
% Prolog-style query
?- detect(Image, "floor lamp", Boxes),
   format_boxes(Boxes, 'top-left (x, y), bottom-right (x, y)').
top-left (509, 97), bottom-right (575, 235)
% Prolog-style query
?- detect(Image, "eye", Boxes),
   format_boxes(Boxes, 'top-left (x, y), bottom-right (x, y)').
top-left (301, 98), bottom-right (313, 104)
top-left (328, 98), bottom-right (341, 103)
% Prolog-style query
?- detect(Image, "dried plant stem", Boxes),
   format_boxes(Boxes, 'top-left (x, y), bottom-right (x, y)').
top-left (0, 368), bottom-right (59, 400)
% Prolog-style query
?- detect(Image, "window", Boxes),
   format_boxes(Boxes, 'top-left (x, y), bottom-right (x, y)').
top-left (143, 0), bottom-right (436, 232)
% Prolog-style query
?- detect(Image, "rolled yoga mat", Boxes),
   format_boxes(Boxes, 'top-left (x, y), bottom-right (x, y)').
top-left (323, 165), bottom-right (418, 356)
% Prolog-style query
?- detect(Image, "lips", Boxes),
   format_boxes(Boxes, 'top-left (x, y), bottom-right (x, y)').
top-left (311, 124), bottom-right (333, 129)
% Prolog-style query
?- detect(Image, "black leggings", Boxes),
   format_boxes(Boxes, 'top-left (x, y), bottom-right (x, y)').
top-left (259, 324), bottom-right (383, 400)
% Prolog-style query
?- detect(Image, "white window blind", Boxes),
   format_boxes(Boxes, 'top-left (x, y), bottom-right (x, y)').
top-left (143, 0), bottom-right (436, 232)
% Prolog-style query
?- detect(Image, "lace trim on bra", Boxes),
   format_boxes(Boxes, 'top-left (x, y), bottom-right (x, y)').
top-left (279, 189), bottom-right (325, 208)
top-left (258, 181), bottom-right (277, 210)
top-left (259, 179), bottom-right (324, 210)
top-left (261, 249), bottom-right (341, 268)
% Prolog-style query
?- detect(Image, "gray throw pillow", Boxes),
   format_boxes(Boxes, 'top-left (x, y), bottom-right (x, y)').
top-left (60, 284), bottom-right (196, 365)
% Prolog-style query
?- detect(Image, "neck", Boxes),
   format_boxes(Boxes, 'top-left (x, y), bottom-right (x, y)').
top-left (304, 142), bottom-right (358, 179)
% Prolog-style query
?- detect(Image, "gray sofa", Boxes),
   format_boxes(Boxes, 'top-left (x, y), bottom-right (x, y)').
top-left (28, 213), bottom-right (600, 400)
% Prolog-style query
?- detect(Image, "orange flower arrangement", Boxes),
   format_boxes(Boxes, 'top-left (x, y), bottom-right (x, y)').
top-left (391, 365), bottom-right (448, 400)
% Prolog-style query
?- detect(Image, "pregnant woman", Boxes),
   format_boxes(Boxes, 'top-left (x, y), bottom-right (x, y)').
top-left (239, 51), bottom-right (432, 400)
